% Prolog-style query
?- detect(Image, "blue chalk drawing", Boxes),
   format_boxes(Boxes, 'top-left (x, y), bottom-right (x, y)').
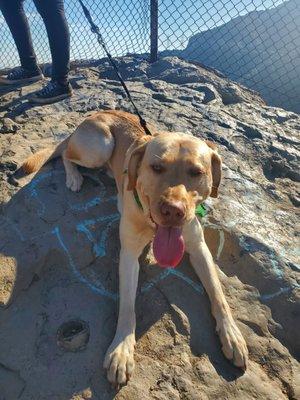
top-left (21, 169), bottom-right (298, 305)
top-left (203, 221), bottom-right (225, 261)
top-left (53, 224), bottom-right (204, 301)
top-left (170, 269), bottom-right (204, 294)
top-left (140, 268), bottom-right (203, 295)
top-left (4, 218), bottom-right (26, 242)
top-left (28, 170), bottom-right (65, 217)
top-left (71, 195), bottom-right (103, 212)
top-left (269, 251), bottom-right (284, 279)
top-left (52, 226), bottom-right (118, 301)
top-left (239, 235), bottom-right (285, 279)
top-left (260, 284), bottom-right (300, 301)
top-left (69, 179), bottom-right (117, 212)
top-left (25, 170), bottom-right (204, 300)
top-left (77, 213), bottom-right (119, 257)
top-left (28, 171), bottom-right (59, 194)
top-left (141, 269), bottom-right (172, 293)
top-left (31, 189), bottom-right (46, 217)
top-left (27, 170), bottom-right (116, 215)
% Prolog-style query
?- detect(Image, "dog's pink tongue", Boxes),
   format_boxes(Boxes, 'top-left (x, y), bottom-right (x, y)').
top-left (153, 226), bottom-right (185, 268)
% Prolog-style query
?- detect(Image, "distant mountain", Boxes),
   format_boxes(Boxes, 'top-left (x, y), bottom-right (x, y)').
top-left (174, 0), bottom-right (300, 113)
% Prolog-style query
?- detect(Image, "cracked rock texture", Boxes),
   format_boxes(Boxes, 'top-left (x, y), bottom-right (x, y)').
top-left (0, 56), bottom-right (299, 399)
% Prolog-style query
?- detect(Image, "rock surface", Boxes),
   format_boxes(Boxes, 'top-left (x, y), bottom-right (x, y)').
top-left (0, 56), bottom-right (299, 399)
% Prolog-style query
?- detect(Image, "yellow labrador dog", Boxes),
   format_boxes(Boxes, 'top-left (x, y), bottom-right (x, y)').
top-left (23, 110), bottom-right (248, 385)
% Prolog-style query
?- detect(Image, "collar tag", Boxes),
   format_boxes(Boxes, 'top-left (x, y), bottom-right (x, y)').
top-left (195, 203), bottom-right (207, 218)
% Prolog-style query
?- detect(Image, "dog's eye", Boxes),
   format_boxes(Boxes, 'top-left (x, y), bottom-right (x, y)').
top-left (188, 168), bottom-right (203, 177)
top-left (151, 164), bottom-right (164, 174)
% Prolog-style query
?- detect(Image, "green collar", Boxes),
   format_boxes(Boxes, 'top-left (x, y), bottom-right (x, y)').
top-left (133, 189), bottom-right (207, 218)
top-left (195, 203), bottom-right (207, 218)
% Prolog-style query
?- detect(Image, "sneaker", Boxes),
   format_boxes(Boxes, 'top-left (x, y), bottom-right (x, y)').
top-left (0, 67), bottom-right (44, 85)
top-left (28, 80), bottom-right (73, 105)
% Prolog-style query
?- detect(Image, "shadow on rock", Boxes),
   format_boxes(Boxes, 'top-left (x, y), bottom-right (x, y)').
top-left (0, 160), bottom-right (247, 398)
top-left (0, 156), bottom-right (298, 398)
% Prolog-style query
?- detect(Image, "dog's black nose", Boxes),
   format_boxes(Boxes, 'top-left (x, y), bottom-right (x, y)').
top-left (160, 201), bottom-right (185, 225)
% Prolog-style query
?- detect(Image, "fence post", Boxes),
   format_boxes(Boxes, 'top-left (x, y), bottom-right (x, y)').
top-left (150, 0), bottom-right (158, 62)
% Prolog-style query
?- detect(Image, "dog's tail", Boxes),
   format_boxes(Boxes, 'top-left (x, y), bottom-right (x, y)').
top-left (22, 137), bottom-right (69, 174)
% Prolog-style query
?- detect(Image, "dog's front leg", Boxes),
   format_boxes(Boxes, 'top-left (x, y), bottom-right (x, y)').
top-left (104, 216), bottom-right (152, 386)
top-left (183, 217), bottom-right (248, 369)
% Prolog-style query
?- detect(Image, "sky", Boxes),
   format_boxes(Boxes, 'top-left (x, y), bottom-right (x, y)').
top-left (0, 0), bottom-right (288, 69)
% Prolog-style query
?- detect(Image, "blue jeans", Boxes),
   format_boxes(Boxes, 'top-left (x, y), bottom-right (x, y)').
top-left (0, 0), bottom-right (70, 84)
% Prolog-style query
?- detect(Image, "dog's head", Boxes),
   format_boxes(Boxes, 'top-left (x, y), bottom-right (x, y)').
top-left (127, 132), bottom-right (221, 227)
top-left (126, 132), bottom-right (221, 268)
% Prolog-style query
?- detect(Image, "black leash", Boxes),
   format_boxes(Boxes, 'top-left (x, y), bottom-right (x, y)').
top-left (78, 0), bottom-right (152, 136)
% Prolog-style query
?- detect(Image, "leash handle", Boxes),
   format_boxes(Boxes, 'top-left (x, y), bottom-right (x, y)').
top-left (78, 0), bottom-right (152, 136)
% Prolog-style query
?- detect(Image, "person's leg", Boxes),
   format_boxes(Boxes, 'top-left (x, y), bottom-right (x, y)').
top-left (28, 0), bottom-right (72, 103)
top-left (0, 0), bottom-right (43, 84)
top-left (33, 0), bottom-right (70, 85)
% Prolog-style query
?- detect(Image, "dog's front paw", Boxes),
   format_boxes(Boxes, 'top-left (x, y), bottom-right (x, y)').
top-left (66, 171), bottom-right (83, 192)
top-left (217, 317), bottom-right (248, 370)
top-left (104, 334), bottom-right (135, 386)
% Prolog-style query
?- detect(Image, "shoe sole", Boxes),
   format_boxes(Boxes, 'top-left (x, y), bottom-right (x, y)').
top-left (28, 91), bottom-right (73, 105)
top-left (0, 74), bottom-right (44, 86)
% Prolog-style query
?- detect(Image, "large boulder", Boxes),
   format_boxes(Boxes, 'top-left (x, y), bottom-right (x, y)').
top-left (0, 56), bottom-right (299, 399)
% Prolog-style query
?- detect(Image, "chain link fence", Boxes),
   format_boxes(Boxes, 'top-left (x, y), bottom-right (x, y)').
top-left (0, 0), bottom-right (299, 113)
top-left (0, 0), bottom-right (150, 68)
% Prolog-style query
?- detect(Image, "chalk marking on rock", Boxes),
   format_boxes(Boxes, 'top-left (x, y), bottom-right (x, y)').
top-left (205, 224), bottom-right (295, 285)
top-left (52, 226), bottom-right (118, 301)
top-left (260, 284), bottom-right (300, 301)
top-left (170, 269), bottom-right (204, 294)
top-left (27, 170), bottom-right (65, 216)
top-left (140, 269), bottom-right (204, 296)
top-left (69, 179), bottom-right (108, 212)
top-left (70, 194), bottom-right (118, 212)
top-left (216, 230), bottom-right (225, 260)
top-left (25, 171), bottom-right (205, 299)
top-left (269, 251), bottom-right (285, 279)
top-left (77, 213), bottom-right (119, 257)
top-left (27, 169), bottom-right (118, 217)
top-left (76, 214), bottom-right (119, 228)
top-left (76, 214), bottom-right (204, 293)
top-left (76, 215), bottom-right (204, 294)
top-left (239, 235), bottom-right (285, 280)
top-left (25, 170), bottom-right (217, 293)
top-left (277, 248), bottom-right (300, 272)
top-left (203, 222), bottom-right (225, 261)
top-left (4, 218), bottom-right (25, 242)
top-left (28, 171), bottom-right (62, 193)
top-left (141, 269), bottom-right (172, 293)
top-left (70, 196), bottom-right (103, 212)
top-left (53, 219), bottom-right (204, 299)
top-left (70, 195), bottom-right (116, 212)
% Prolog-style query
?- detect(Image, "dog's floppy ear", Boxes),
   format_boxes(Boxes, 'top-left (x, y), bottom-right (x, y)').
top-left (210, 150), bottom-right (222, 198)
top-left (127, 136), bottom-right (152, 191)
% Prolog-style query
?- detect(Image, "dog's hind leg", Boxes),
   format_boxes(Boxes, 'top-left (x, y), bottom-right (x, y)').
top-left (62, 151), bottom-right (84, 192)
top-left (62, 119), bottom-right (115, 192)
